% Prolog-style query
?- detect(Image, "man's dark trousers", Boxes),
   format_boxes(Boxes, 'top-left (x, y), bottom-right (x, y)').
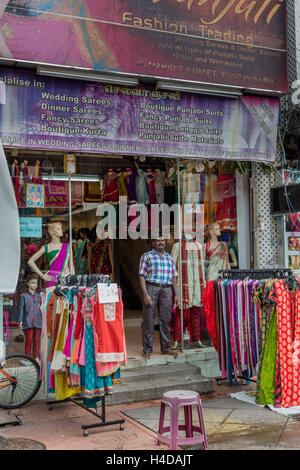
top-left (142, 283), bottom-right (172, 353)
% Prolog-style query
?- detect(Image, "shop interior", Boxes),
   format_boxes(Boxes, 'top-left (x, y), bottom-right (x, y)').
top-left (3, 149), bottom-right (240, 360)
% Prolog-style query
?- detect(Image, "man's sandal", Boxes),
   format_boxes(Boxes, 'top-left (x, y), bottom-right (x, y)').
top-left (162, 350), bottom-right (178, 358)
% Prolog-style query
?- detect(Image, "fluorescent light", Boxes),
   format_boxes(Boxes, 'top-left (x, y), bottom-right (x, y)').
top-left (157, 80), bottom-right (243, 98)
top-left (43, 174), bottom-right (100, 182)
top-left (36, 66), bottom-right (139, 86)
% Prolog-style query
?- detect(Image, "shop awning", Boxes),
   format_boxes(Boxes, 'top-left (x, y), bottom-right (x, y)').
top-left (0, 144), bottom-right (20, 293)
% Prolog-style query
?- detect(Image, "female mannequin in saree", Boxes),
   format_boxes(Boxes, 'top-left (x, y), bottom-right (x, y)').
top-left (27, 222), bottom-right (72, 288)
top-left (205, 223), bottom-right (237, 281)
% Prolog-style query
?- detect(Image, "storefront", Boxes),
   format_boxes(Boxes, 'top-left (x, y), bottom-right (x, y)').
top-left (0, 62), bottom-right (281, 373)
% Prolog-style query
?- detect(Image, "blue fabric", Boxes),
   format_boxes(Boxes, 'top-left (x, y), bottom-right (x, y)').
top-left (135, 169), bottom-right (149, 204)
top-left (19, 293), bottom-right (42, 329)
top-left (81, 324), bottom-right (113, 409)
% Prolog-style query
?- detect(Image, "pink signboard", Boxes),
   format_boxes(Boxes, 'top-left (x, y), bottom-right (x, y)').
top-left (0, 0), bottom-right (288, 94)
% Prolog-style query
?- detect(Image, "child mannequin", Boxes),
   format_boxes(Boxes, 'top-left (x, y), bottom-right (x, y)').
top-left (19, 275), bottom-right (42, 363)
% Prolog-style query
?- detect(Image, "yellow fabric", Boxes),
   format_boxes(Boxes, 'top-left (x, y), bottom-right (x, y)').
top-left (54, 373), bottom-right (81, 401)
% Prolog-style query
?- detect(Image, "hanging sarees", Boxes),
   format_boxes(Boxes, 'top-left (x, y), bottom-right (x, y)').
top-left (270, 281), bottom-right (300, 408)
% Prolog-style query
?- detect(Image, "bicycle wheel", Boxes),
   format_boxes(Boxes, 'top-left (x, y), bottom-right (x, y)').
top-left (0, 354), bottom-right (41, 409)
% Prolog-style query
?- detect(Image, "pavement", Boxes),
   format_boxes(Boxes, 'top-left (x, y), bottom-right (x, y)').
top-left (1, 380), bottom-right (300, 451)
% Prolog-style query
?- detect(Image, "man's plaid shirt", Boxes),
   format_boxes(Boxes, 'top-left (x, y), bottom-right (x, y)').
top-left (139, 250), bottom-right (178, 285)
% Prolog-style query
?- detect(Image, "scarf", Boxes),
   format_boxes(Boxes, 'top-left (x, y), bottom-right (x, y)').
top-left (181, 238), bottom-right (205, 307)
top-left (93, 289), bottom-right (126, 364)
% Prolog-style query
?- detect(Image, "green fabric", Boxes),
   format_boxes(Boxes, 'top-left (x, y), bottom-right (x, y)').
top-left (45, 245), bottom-right (59, 263)
top-left (256, 309), bottom-right (277, 405)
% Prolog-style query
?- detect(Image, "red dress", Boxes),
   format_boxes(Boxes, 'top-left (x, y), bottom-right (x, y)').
top-left (270, 281), bottom-right (300, 408)
top-left (216, 174), bottom-right (237, 231)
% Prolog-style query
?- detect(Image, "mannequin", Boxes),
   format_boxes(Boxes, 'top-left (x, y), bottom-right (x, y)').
top-left (27, 222), bottom-right (71, 288)
top-left (75, 227), bottom-right (90, 274)
top-left (171, 233), bottom-right (207, 349)
top-left (205, 223), bottom-right (237, 281)
top-left (19, 275), bottom-right (42, 361)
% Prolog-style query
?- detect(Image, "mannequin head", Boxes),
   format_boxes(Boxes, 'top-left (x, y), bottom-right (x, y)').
top-left (48, 222), bottom-right (63, 239)
top-left (26, 274), bottom-right (39, 293)
top-left (184, 232), bottom-right (195, 241)
top-left (78, 227), bottom-right (91, 241)
top-left (207, 223), bottom-right (221, 239)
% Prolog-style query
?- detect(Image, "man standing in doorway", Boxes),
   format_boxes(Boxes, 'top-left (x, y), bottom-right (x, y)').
top-left (139, 234), bottom-right (179, 359)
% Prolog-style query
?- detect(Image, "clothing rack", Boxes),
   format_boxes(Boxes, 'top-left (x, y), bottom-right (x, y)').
top-left (47, 274), bottom-right (125, 437)
top-left (218, 268), bottom-right (292, 280)
top-left (214, 268), bottom-right (292, 386)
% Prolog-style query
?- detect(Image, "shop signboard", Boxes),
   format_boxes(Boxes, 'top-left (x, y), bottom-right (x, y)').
top-left (19, 217), bottom-right (42, 238)
top-left (0, 0), bottom-right (288, 94)
top-left (0, 67), bottom-right (280, 162)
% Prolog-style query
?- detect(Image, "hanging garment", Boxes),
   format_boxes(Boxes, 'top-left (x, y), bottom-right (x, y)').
top-left (154, 171), bottom-right (165, 204)
top-left (125, 171), bottom-right (137, 203)
top-left (117, 172), bottom-right (128, 198)
top-left (269, 281), bottom-right (300, 408)
top-left (203, 280), bottom-right (218, 351)
top-left (205, 241), bottom-right (230, 282)
top-left (180, 169), bottom-right (200, 204)
top-left (90, 239), bottom-right (112, 275)
top-left (216, 174), bottom-right (237, 231)
top-left (135, 169), bottom-right (149, 204)
top-left (254, 280), bottom-right (278, 405)
top-left (171, 239), bottom-right (205, 308)
top-left (204, 175), bottom-right (218, 225)
top-left (103, 172), bottom-right (119, 202)
top-left (93, 290), bottom-right (126, 364)
top-left (146, 174), bottom-right (156, 205)
top-left (84, 182), bottom-right (101, 202)
top-left (204, 278), bottom-right (261, 382)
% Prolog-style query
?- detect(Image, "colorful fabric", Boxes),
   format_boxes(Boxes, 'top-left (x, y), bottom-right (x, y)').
top-left (45, 243), bottom-right (69, 288)
top-left (182, 239), bottom-right (205, 308)
top-left (270, 281), bottom-right (300, 408)
top-left (93, 289), bottom-right (126, 364)
top-left (203, 281), bottom-right (218, 351)
top-left (19, 292), bottom-right (43, 329)
top-left (103, 173), bottom-right (119, 202)
top-left (205, 241), bottom-right (230, 282)
top-left (135, 169), bottom-right (149, 204)
top-left (216, 174), bottom-right (237, 231)
top-left (81, 324), bottom-right (113, 409)
top-left (139, 249), bottom-right (177, 285)
top-left (75, 240), bottom-right (89, 274)
top-left (90, 239), bottom-right (112, 275)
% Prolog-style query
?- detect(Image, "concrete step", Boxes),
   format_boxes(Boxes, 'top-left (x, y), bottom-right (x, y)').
top-left (121, 363), bottom-right (203, 383)
top-left (108, 363), bottom-right (214, 405)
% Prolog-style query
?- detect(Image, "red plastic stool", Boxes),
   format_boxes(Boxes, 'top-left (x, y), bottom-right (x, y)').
top-left (157, 390), bottom-right (208, 450)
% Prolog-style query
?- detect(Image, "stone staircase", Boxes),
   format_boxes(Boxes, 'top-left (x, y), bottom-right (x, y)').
top-left (108, 362), bottom-right (214, 405)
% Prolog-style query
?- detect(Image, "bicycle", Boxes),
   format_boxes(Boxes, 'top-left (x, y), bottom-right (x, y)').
top-left (0, 354), bottom-right (41, 409)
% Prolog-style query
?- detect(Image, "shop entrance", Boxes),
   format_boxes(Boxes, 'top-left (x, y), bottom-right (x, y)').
top-left (3, 148), bottom-right (246, 363)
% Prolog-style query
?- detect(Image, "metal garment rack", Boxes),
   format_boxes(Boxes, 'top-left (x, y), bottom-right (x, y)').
top-left (47, 274), bottom-right (125, 436)
top-left (215, 268), bottom-right (292, 386)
